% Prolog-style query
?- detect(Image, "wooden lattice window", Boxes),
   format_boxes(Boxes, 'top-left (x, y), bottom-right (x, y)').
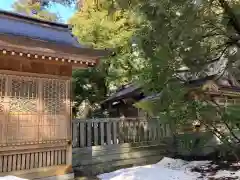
top-left (43, 79), bottom-right (66, 114)
top-left (40, 79), bottom-right (69, 141)
top-left (10, 78), bottom-right (38, 113)
top-left (0, 74), bottom-right (70, 146)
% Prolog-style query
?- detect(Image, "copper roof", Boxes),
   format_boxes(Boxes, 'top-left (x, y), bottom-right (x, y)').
top-left (0, 10), bottom-right (110, 60)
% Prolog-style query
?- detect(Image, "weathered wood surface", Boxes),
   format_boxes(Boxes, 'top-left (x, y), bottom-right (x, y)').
top-left (73, 143), bottom-right (168, 166)
top-left (74, 154), bottom-right (164, 176)
top-left (0, 54), bottom-right (73, 77)
top-left (72, 118), bottom-right (171, 176)
top-left (72, 118), bottom-right (171, 148)
top-left (0, 71), bottom-right (72, 178)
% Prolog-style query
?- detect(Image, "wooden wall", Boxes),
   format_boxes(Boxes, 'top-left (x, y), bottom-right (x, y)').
top-left (0, 66), bottom-right (72, 178)
top-left (72, 118), bottom-right (172, 176)
top-left (0, 54), bottom-right (72, 77)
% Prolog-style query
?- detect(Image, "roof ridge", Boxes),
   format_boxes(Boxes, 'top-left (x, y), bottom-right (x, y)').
top-left (0, 10), bottom-right (69, 30)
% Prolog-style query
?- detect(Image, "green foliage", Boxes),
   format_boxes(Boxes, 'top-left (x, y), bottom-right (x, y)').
top-left (69, 0), bottom-right (136, 49)
top-left (69, 0), bottom-right (140, 110)
top-left (13, 0), bottom-right (59, 22)
top-left (72, 67), bottom-right (107, 106)
top-left (110, 0), bottom-right (240, 159)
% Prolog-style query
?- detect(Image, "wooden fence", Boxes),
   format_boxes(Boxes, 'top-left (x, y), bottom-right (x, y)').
top-left (72, 118), bottom-right (172, 175)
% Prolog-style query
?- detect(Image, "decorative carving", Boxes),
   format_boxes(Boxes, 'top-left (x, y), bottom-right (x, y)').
top-left (43, 79), bottom-right (66, 114)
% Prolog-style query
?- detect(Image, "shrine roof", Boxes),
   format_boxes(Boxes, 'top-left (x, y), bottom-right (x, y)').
top-left (0, 10), bottom-right (110, 64)
top-left (102, 75), bottom-right (240, 106)
top-left (186, 75), bottom-right (240, 90)
top-left (0, 10), bottom-right (80, 47)
top-left (101, 83), bottom-right (141, 105)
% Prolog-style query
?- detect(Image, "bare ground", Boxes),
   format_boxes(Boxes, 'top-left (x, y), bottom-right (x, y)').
top-left (191, 161), bottom-right (240, 180)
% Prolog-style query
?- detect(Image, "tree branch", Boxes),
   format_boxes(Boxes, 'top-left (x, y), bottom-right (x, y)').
top-left (218, 0), bottom-right (240, 34)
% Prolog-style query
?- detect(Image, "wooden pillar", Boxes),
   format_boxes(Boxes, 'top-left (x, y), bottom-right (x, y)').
top-left (66, 79), bottom-right (72, 168)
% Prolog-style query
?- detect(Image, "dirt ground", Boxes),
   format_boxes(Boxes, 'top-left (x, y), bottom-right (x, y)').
top-left (191, 161), bottom-right (240, 180)
top-left (75, 177), bottom-right (100, 180)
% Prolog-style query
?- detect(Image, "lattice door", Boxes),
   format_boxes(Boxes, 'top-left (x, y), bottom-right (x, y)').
top-left (7, 77), bottom-right (38, 143)
top-left (40, 79), bottom-right (70, 141)
top-left (0, 74), bottom-right (70, 145)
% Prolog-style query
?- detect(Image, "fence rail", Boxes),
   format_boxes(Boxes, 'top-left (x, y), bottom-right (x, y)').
top-left (72, 118), bottom-right (171, 148)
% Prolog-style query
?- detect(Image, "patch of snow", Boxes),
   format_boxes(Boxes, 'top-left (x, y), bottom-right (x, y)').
top-left (99, 165), bottom-right (201, 180)
top-left (98, 157), bottom-right (205, 180)
top-left (98, 157), bottom-right (240, 180)
top-left (0, 176), bottom-right (27, 180)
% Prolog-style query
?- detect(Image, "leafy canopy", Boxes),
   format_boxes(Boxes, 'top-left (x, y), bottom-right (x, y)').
top-left (13, 0), bottom-right (59, 22)
top-left (69, 0), bottom-right (140, 109)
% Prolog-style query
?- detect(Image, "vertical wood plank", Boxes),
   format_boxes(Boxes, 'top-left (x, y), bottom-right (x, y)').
top-left (12, 155), bottom-right (16, 171)
top-left (148, 123), bottom-right (152, 141)
top-left (3, 156), bottom-right (8, 172)
top-left (16, 154), bottom-right (21, 171)
top-left (72, 122), bottom-right (78, 148)
top-left (100, 122), bottom-right (104, 145)
top-left (38, 78), bottom-right (43, 143)
top-left (106, 121), bottom-right (111, 145)
top-left (87, 122), bottom-right (92, 146)
top-left (80, 122), bottom-right (85, 147)
top-left (144, 122), bottom-right (148, 141)
top-left (30, 153), bottom-right (34, 169)
top-left (136, 121), bottom-right (141, 142)
top-left (113, 121), bottom-right (117, 144)
top-left (159, 124), bottom-right (163, 138)
top-left (58, 150), bottom-right (62, 165)
top-left (34, 152), bottom-right (39, 168)
top-left (155, 123), bottom-right (159, 140)
top-left (47, 151), bottom-right (51, 166)
top-left (166, 124), bottom-right (169, 137)
top-left (141, 121), bottom-right (145, 142)
top-left (133, 121), bottom-right (137, 142)
top-left (7, 155), bottom-right (12, 172)
top-left (0, 155), bottom-right (2, 172)
top-left (147, 124), bottom-right (151, 141)
top-left (166, 124), bottom-right (171, 136)
top-left (61, 150), bottom-right (66, 164)
top-left (42, 152), bottom-right (47, 167)
top-left (128, 121), bottom-right (131, 142)
top-left (94, 122), bottom-right (98, 146)
top-left (66, 79), bottom-right (71, 144)
top-left (25, 154), bottom-right (30, 170)
top-left (119, 121), bottom-right (124, 143)
top-left (54, 150), bottom-right (58, 165)
top-left (50, 150), bottom-right (54, 166)
top-left (4, 76), bottom-right (10, 146)
top-left (39, 152), bottom-right (43, 168)
top-left (21, 154), bottom-right (26, 170)
top-left (123, 121), bottom-right (128, 143)
top-left (163, 123), bottom-right (167, 137)
top-left (152, 126), bottom-right (157, 141)
top-left (163, 123), bottom-right (166, 136)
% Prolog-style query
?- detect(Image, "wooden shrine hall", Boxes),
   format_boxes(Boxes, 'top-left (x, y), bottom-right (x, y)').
top-left (101, 74), bottom-right (240, 118)
top-left (0, 10), bottom-right (109, 179)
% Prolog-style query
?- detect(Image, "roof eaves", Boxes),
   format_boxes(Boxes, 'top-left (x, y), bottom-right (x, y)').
top-left (0, 10), bottom-right (69, 29)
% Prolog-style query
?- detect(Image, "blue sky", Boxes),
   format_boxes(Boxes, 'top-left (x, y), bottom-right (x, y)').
top-left (0, 0), bottom-right (76, 22)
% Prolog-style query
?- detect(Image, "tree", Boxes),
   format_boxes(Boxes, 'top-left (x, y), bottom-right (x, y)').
top-left (13, 0), bottom-right (59, 22)
top-left (113, 0), bottom-right (240, 159)
top-left (69, 0), bottom-right (140, 117)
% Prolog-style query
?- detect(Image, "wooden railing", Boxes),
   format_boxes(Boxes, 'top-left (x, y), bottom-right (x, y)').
top-left (72, 118), bottom-right (171, 148)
